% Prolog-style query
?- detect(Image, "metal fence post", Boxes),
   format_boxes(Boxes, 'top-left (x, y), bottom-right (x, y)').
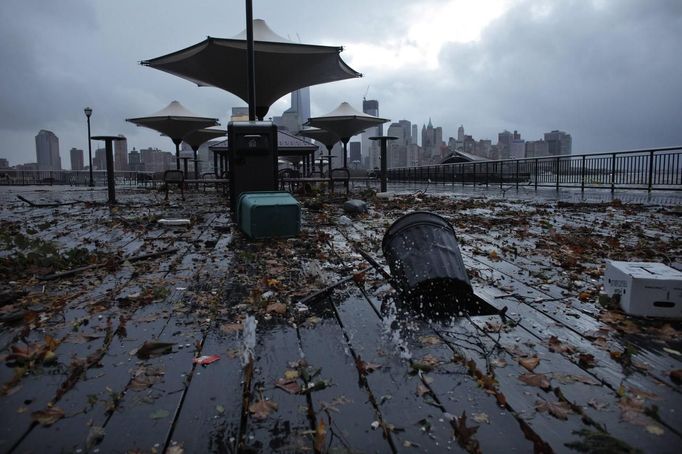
top-left (555, 157), bottom-right (560, 192)
top-left (534, 159), bottom-right (538, 190)
top-left (610, 152), bottom-right (616, 193)
top-left (647, 150), bottom-right (655, 192)
top-left (516, 160), bottom-right (519, 190)
top-left (581, 155), bottom-right (586, 192)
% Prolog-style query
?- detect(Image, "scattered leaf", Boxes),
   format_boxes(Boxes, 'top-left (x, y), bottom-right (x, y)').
top-left (490, 358), bottom-right (507, 368)
top-left (216, 405), bottom-right (225, 414)
top-left (275, 378), bottom-right (301, 395)
top-left (284, 369), bottom-right (299, 380)
top-left (535, 400), bottom-right (572, 420)
top-left (548, 336), bottom-right (574, 354)
top-left (472, 412), bottom-right (490, 424)
top-left (587, 399), bottom-right (608, 411)
top-left (356, 357), bottom-right (382, 375)
top-left (266, 302), bottom-right (287, 315)
top-left (578, 353), bottom-right (596, 368)
top-left (149, 409), bottom-right (170, 420)
top-left (411, 355), bottom-right (440, 372)
top-left (670, 369), bottom-right (682, 384)
top-left (221, 323), bottom-right (242, 334)
top-left (249, 399), bottom-right (278, 419)
top-left (314, 417), bottom-right (326, 452)
top-left (518, 373), bottom-right (551, 390)
top-left (86, 426), bottom-right (105, 450)
top-left (416, 383), bottom-right (430, 397)
top-left (452, 411), bottom-right (481, 454)
top-left (488, 250), bottom-right (500, 261)
top-left (418, 335), bottom-right (442, 346)
top-left (31, 406), bottom-right (65, 427)
top-left (135, 341), bottom-right (174, 359)
top-left (193, 355), bottom-right (220, 365)
top-left (519, 356), bottom-right (540, 372)
top-left (552, 373), bottom-right (600, 386)
top-left (645, 424), bottom-right (664, 436)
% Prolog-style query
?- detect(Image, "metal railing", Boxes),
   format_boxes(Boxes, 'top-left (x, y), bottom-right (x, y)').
top-left (387, 146), bottom-right (682, 192)
top-left (0, 170), bottom-right (159, 187)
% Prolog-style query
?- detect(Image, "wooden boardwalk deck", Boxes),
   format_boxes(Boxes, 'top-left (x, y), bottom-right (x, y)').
top-left (0, 185), bottom-right (680, 453)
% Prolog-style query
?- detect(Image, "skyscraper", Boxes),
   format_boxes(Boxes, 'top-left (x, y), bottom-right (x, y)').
top-left (273, 87), bottom-right (311, 132)
top-left (35, 130), bottom-right (61, 170)
top-left (544, 130), bottom-right (572, 156)
top-left (114, 135), bottom-right (128, 171)
top-left (70, 148), bottom-right (84, 170)
top-left (457, 125), bottom-right (464, 142)
top-left (411, 124), bottom-right (418, 145)
top-left (361, 99), bottom-right (382, 169)
top-left (349, 142), bottom-right (361, 166)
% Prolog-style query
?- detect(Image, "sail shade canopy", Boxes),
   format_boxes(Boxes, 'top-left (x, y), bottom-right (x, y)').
top-left (141, 19), bottom-right (361, 120)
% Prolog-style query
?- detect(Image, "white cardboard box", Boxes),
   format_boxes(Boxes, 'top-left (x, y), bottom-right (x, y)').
top-left (603, 261), bottom-right (682, 318)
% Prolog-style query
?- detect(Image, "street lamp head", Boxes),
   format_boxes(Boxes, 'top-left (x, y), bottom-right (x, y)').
top-left (84, 107), bottom-right (92, 118)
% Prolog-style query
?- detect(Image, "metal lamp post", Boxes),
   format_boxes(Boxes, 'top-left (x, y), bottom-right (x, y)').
top-left (84, 107), bottom-right (94, 187)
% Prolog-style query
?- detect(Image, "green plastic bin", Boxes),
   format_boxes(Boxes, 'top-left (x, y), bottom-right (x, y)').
top-left (237, 191), bottom-right (301, 239)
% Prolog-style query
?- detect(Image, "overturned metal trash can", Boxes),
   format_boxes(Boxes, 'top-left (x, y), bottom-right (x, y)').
top-left (382, 212), bottom-right (473, 313)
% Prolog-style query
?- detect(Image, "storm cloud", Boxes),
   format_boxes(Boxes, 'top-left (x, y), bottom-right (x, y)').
top-left (0, 0), bottom-right (680, 166)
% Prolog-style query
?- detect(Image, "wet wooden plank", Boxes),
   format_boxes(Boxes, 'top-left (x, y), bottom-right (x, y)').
top-left (332, 289), bottom-right (466, 452)
top-left (168, 329), bottom-right (244, 453)
top-left (241, 323), bottom-right (313, 452)
top-left (297, 308), bottom-right (393, 453)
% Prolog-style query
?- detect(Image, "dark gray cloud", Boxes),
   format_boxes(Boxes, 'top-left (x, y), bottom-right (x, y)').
top-left (1, 0), bottom-right (680, 166)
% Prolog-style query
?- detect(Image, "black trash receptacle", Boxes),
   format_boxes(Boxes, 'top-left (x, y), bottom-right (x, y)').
top-left (382, 211), bottom-right (473, 313)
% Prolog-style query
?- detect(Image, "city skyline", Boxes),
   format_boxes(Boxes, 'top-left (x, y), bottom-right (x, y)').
top-left (1, 0), bottom-right (681, 167)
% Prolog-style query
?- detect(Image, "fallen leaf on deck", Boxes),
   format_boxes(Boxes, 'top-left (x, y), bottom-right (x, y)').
top-left (488, 250), bottom-right (500, 261)
top-left (216, 405), bottom-right (225, 414)
top-left (416, 383), bottom-right (430, 397)
top-left (31, 406), bottom-right (65, 426)
top-left (519, 356), bottom-right (540, 371)
top-left (670, 369), bottom-right (682, 384)
top-left (275, 378), bottom-right (301, 395)
top-left (275, 370), bottom-right (296, 382)
top-left (266, 302), bottom-right (287, 315)
top-left (452, 411), bottom-right (481, 453)
top-left (221, 323), bottom-right (242, 334)
top-left (356, 357), bottom-right (382, 375)
top-left (472, 412), bottom-right (490, 424)
top-left (135, 341), bottom-right (175, 359)
top-left (418, 335), bottom-right (442, 346)
top-left (587, 399), bottom-right (608, 410)
top-left (411, 355), bottom-right (441, 372)
top-left (578, 353), bottom-right (596, 368)
top-left (130, 365), bottom-right (165, 390)
top-left (645, 424), bottom-right (664, 436)
top-left (193, 355), bottom-right (220, 365)
top-left (86, 426), bottom-right (105, 450)
top-left (166, 445), bottom-right (184, 454)
top-left (314, 417), bottom-right (326, 452)
top-left (491, 358), bottom-right (507, 368)
top-left (663, 347), bottom-right (681, 357)
top-left (619, 396), bottom-right (648, 426)
top-left (535, 400), bottom-right (573, 420)
top-left (149, 409), bottom-right (170, 420)
top-left (552, 373), bottom-right (599, 386)
top-left (518, 373), bottom-right (551, 390)
top-left (249, 399), bottom-right (278, 419)
top-left (548, 336), bottom-right (574, 354)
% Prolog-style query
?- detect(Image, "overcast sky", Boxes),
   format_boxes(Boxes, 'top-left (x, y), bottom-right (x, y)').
top-left (1, 0), bottom-right (681, 167)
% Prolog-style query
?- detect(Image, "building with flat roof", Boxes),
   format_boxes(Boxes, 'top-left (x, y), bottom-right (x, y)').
top-left (35, 129), bottom-right (61, 170)
top-left (70, 148), bottom-right (84, 170)
top-left (114, 135), bottom-right (128, 171)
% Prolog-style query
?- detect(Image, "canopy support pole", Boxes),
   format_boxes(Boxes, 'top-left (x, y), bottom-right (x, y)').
top-left (246, 0), bottom-right (256, 121)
